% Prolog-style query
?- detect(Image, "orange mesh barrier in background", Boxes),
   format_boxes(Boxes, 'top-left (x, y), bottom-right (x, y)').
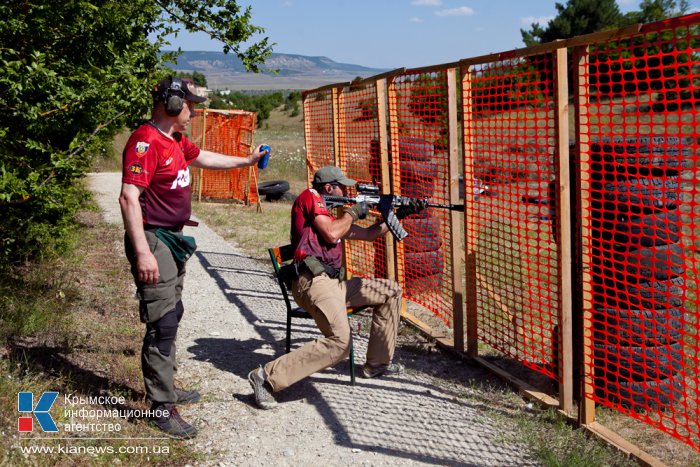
top-left (335, 81), bottom-right (389, 281)
top-left (389, 69), bottom-right (458, 330)
top-left (301, 12), bottom-right (700, 456)
top-left (189, 109), bottom-right (258, 204)
top-left (578, 14), bottom-right (700, 449)
top-left (303, 88), bottom-right (336, 185)
top-left (463, 53), bottom-right (561, 381)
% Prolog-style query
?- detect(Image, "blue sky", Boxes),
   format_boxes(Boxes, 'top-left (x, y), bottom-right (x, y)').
top-left (162, 0), bottom-right (700, 69)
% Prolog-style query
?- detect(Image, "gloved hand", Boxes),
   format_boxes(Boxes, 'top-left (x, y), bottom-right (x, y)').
top-left (344, 202), bottom-right (369, 221)
top-left (396, 199), bottom-right (426, 219)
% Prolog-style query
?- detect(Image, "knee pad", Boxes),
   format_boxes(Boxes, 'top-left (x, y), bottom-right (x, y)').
top-left (174, 300), bottom-right (184, 323)
top-left (152, 307), bottom-right (181, 357)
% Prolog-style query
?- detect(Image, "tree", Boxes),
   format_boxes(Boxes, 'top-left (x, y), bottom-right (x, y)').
top-left (624, 0), bottom-right (691, 24)
top-left (0, 1), bottom-right (272, 265)
top-left (176, 71), bottom-right (208, 87)
top-left (521, 0), bottom-right (623, 46)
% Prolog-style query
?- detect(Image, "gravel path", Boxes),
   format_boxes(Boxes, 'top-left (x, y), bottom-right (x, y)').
top-left (87, 172), bottom-right (538, 466)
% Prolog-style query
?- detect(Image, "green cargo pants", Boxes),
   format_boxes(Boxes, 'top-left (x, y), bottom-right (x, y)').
top-left (125, 229), bottom-right (186, 404)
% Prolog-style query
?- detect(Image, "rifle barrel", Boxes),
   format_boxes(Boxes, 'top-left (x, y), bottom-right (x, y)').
top-left (322, 195), bottom-right (464, 212)
top-left (426, 202), bottom-right (464, 212)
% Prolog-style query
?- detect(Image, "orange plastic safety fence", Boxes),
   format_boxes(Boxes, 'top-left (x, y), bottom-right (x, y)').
top-left (463, 54), bottom-right (561, 380)
top-left (335, 81), bottom-right (389, 281)
top-left (579, 14), bottom-right (700, 449)
top-left (303, 89), bottom-right (336, 185)
top-left (390, 69), bottom-right (456, 328)
top-left (189, 109), bottom-right (258, 203)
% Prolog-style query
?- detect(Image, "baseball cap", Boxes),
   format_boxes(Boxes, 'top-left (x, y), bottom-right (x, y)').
top-left (313, 166), bottom-right (356, 186)
top-left (152, 76), bottom-right (207, 103)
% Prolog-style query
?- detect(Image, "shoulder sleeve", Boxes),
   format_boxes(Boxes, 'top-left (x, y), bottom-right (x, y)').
top-left (303, 189), bottom-right (331, 218)
top-left (180, 135), bottom-right (201, 165)
top-left (122, 126), bottom-right (156, 187)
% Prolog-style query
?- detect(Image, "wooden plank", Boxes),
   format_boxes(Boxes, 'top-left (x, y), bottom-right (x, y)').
top-left (301, 82), bottom-right (350, 97)
top-left (473, 357), bottom-right (560, 408)
top-left (405, 61), bottom-right (461, 75)
top-left (302, 93), bottom-right (314, 185)
top-left (554, 47), bottom-right (573, 416)
top-left (351, 67), bottom-right (406, 85)
top-left (573, 45), bottom-right (596, 426)
top-left (447, 67), bottom-right (465, 352)
top-left (387, 76), bottom-right (406, 285)
top-left (376, 78), bottom-right (396, 281)
top-left (459, 23), bottom-right (643, 67)
top-left (401, 311), bottom-right (446, 339)
top-left (584, 423), bottom-right (666, 467)
top-left (461, 66), bottom-right (479, 358)
top-left (333, 86), bottom-right (355, 274)
top-left (332, 87), bottom-right (343, 168)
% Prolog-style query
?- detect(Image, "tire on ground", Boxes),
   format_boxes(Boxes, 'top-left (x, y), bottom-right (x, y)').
top-left (257, 180), bottom-right (290, 200)
top-left (592, 306), bottom-right (684, 346)
top-left (404, 232), bottom-right (441, 253)
top-left (595, 373), bottom-right (683, 411)
top-left (405, 273), bottom-right (442, 294)
top-left (609, 242), bottom-right (684, 283)
top-left (405, 250), bottom-right (444, 277)
top-left (398, 137), bottom-right (434, 162)
top-left (402, 216), bottom-right (440, 237)
top-left (402, 214), bottom-right (442, 253)
top-left (399, 160), bottom-right (438, 198)
top-left (599, 177), bottom-right (679, 214)
top-left (593, 341), bottom-right (683, 381)
top-left (592, 276), bottom-right (684, 310)
top-left (608, 212), bottom-right (680, 248)
top-left (590, 135), bottom-right (691, 176)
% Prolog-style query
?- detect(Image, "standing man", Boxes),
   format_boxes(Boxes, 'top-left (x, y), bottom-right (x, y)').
top-left (248, 166), bottom-right (422, 410)
top-left (119, 76), bottom-right (267, 437)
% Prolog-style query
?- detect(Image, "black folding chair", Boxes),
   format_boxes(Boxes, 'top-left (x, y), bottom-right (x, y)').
top-left (268, 244), bottom-right (365, 385)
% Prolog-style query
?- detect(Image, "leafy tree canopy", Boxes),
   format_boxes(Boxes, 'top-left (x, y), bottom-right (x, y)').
top-left (521, 0), bottom-right (623, 46)
top-left (0, 1), bottom-right (273, 265)
top-left (521, 0), bottom-right (691, 46)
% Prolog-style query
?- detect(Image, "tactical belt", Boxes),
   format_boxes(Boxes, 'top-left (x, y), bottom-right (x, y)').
top-left (144, 224), bottom-right (183, 232)
top-left (296, 256), bottom-right (344, 280)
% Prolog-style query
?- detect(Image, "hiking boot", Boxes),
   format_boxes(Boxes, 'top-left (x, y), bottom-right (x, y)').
top-left (247, 366), bottom-right (278, 410)
top-left (361, 362), bottom-right (405, 379)
top-left (151, 403), bottom-right (197, 438)
top-left (174, 388), bottom-right (201, 404)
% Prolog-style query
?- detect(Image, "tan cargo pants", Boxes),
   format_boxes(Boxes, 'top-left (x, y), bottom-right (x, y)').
top-left (264, 272), bottom-right (402, 392)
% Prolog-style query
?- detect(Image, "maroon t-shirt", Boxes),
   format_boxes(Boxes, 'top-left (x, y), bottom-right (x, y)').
top-left (122, 123), bottom-right (200, 227)
top-left (291, 188), bottom-right (343, 269)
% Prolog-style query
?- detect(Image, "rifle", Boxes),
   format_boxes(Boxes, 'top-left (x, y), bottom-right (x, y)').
top-left (322, 183), bottom-right (464, 241)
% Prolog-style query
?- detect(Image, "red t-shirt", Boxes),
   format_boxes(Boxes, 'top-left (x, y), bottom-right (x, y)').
top-left (122, 123), bottom-right (201, 227)
top-left (291, 188), bottom-right (343, 269)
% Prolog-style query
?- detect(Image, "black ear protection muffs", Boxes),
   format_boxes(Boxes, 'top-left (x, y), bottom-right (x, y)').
top-left (162, 77), bottom-right (186, 116)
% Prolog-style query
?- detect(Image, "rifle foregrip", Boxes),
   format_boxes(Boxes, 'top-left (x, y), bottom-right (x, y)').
top-left (383, 209), bottom-right (408, 241)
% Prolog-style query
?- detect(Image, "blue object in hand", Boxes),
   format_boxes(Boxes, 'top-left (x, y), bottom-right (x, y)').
top-left (258, 145), bottom-right (271, 169)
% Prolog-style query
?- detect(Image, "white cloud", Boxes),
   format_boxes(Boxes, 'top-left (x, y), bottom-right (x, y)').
top-left (521, 15), bottom-right (554, 26)
top-left (411, 0), bottom-right (442, 6)
top-left (409, 17), bottom-right (424, 23)
top-left (617, 0), bottom-right (637, 5)
top-left (435, 6), bottom-right (475, 17)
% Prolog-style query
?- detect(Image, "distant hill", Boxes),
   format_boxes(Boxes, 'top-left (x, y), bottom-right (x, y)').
top-left (167, 51), bottom-right (390, 91)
